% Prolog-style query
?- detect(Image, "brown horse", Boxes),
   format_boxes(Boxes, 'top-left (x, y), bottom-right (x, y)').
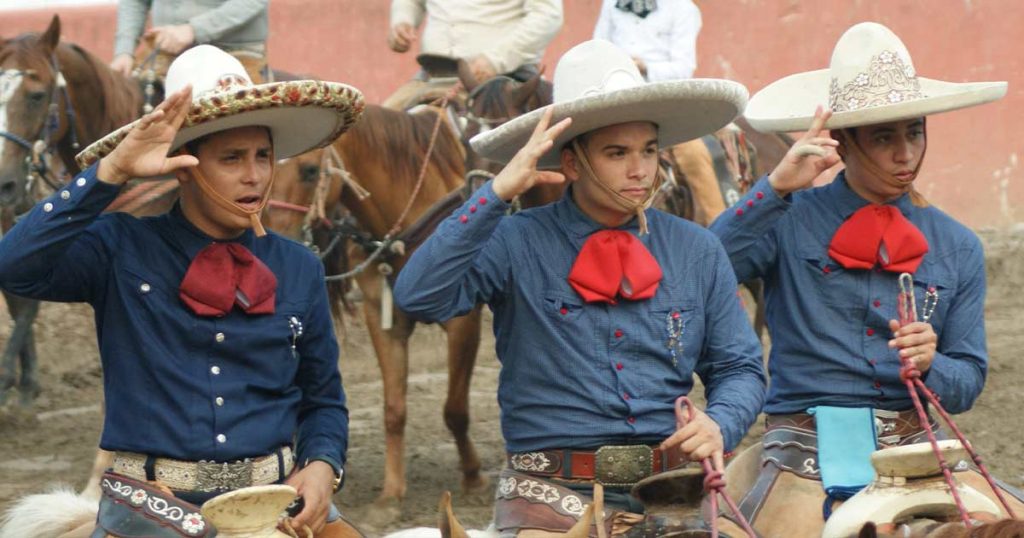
top-left (264, 104), bottom-right (484, 513)
top-left (0, 15), bottom-right (142, 407)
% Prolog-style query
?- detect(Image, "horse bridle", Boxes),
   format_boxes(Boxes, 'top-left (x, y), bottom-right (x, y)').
top-left (0, 51), bottom-right (81, 195)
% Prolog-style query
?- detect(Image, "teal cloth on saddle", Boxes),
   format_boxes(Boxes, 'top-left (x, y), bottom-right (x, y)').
top-left (809, 406), bottom-right (877, 504)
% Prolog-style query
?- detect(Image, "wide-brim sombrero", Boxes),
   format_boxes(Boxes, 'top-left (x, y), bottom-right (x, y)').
top-left (744, 22), bottom-right (1006, 133)
top-left (76, 45), bottom-right (364, 169)
top-left (470, 40), bottom-right (748, 169)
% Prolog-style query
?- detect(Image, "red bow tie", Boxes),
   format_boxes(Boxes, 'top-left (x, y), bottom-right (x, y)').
top-left (179, 243), bottom-right (277, 317)
top-left (828, 205), bottom-right (928, 273)
top-left (568, 230), bottom-right (663, 304)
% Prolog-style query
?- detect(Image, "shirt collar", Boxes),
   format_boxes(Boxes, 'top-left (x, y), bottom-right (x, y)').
top-left (829, 171), bottom-right (915, 219)
top-left (159, 203), bottom-right (256, 260)
top-left (555, 186), bottom-right (647, 239)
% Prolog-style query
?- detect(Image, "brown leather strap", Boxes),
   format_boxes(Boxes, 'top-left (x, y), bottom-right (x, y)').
top-left (507, 445), bottom-right (687, 482)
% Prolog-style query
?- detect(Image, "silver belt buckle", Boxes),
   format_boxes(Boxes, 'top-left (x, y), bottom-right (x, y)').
top-left (594, 445), bottom-right (653, 487)
top-left (196, 460), bottom-right (255, 492)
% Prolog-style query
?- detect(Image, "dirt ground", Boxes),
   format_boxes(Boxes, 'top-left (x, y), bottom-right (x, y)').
top-left (0, 228), bottom-right (1022, 536)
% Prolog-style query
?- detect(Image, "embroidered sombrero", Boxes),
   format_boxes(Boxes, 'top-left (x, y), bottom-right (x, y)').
top-left (470, 39), bottom-right (748, 168)
top-left (744, 22), bottom-right (1007, 132)
top-left (76, 45), bottom-right (364, 169)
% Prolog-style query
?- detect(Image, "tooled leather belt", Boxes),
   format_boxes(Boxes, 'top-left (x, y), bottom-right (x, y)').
top-left (112, 446), bottom-right (293, 493)
top-left (507, 445), bottom-right (687, 487)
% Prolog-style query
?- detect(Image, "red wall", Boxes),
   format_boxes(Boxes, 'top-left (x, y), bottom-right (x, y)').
top-left (4, 0), bottom-right (1022, 227)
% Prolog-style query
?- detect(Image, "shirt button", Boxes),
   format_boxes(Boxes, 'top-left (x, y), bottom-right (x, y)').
top-left (873, 300), bottom-right (881, 307)
top-left (43, 202), bottom-right (53, 212)
top-left (459, 215), bottom-right (469, 223)
top-left (873, 380), bottom-right (882, 389)
top-left (215, 396), bottom-right (224, 406)
top-left (60, 190), bottom-right (70, 200)
top-left (469, 204), bottom-right (477, 213)
top-left (559, 307), bottom-right (568, 315)
top-left (615, 362), bottom-right (623, 371)
top-left (614, 329), bottom-right (623, 338)
top-left (139, 283), bottom-right (151, 293)
top-left (866, 328), bottom-right (875, 336)
top-left (76, 177), bottom-right (87, 187)
top-left (478, 197), bottom-right (487, 205)
top-left (215, 332), bottom-right (225, 343)
top-left (211, 366), bottom-right (221, 375)
top-left (756, 192), bottom-right (765, 200)
top-left (746, 200), bottom-right (754, 207)
top-left (216, 434), bottom-right (227, 443)
top-left (627, 416), bottom-right (636, 424)
top-left (822, 266), bottom-right (831, 274)
top-left (869, 359), bottom-right (878, 366)
top-left (623, 393), bottom-right (630, 400)
top-left (735, 208), bottom-right (744, 216)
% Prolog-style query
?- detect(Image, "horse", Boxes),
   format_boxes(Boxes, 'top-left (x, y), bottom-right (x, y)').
top-left (0, 15), bottom-right (142, 407)
top-left (264, 103), bottom-right (485, 516)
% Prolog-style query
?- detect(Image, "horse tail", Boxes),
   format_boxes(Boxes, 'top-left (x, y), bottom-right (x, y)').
top-left (0, 486), bottom-right (97, 538)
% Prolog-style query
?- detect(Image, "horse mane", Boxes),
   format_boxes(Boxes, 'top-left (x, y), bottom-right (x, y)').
top-left (340, 104), bottom-right (464, 188)
top-left (62, 42), bottom-right (141, 134)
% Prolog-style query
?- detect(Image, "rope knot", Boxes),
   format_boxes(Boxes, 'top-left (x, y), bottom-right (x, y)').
top-left (900, 364), bottom-right (922, 381)
top-left (703, 469), bottom-right (726, 493)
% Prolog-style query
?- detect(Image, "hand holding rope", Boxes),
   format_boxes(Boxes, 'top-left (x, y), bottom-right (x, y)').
top-left (896, 273), bottom-right (1018, 524)
top-left (674, 396), bottom-right (756, 538)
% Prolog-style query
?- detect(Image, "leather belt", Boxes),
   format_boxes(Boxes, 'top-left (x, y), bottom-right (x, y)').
top-left (767, 408), bottom-right (931, 444)
top-left (507, 445), bottom-right (687, 487)
top-left (112, 446), bottom-right (293, 493)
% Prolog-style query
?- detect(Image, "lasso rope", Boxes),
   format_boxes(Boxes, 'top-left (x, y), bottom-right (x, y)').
top-left (674, 397), bottom-right (756, 538)
top-left (896, 273), bottom-right (1018, 525)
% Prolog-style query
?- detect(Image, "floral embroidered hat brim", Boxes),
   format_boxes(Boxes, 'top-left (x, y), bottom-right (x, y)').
top-left (743, 22), bottom-right (1006, 133)
top-left (76, 45), bottom-right (365, 169)
top-left (470, 39), bottom-right (748, 169)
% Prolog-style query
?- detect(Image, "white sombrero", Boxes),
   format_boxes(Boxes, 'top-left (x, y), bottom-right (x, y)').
top-left (744, 22), bottom-right (1007, 132)
top-left (470, 39), bottom-right (748, 168)
top-left (76, 45), bottom-right (364, 169)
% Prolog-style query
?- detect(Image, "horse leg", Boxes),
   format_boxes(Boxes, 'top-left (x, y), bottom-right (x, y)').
top-left (0, 293), bottom-right (39, 405)
top-left (357, 269), bottom-right (416, 503)
top-left (17, 311), bottom-right (41, 406)
top-left (742, 279), bottom-right (767, 339)
top-left (80, 447), bottom-right (113, 501)
top-left (669, 139), bottom-right (725, 227)
top-left (440, 306), bottom-right (485, 493)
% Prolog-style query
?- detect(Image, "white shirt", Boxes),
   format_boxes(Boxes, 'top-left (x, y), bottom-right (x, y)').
top-left (593, 0), bottom-right (702, 82)
top-left (391, 0), bottom-right (563, 75)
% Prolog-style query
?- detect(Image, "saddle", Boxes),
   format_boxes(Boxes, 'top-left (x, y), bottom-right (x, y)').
top-left (416, 53), bottom-right (462, 80)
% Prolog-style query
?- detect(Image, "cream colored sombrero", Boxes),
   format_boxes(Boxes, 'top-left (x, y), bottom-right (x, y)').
top-left (76, 45), bottom-right (365, 169)
top-left (744, 22), bottom-right (1007, 132)
top-left (470, 39), bottom-right (748, 168)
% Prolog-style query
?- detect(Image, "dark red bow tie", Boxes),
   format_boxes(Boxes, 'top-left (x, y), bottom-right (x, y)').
top-left (568, 230), bottom-right (663, 304)
top-left (828, 205), bottom-right (928, 273)
top-left (179, 243), bottom-right (277, 317)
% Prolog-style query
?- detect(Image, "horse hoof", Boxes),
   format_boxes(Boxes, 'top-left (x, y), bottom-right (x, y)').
top-left (461, 472), bottom-right (489, 495)
top-left (361, 497), bottom-right (402, 530)
top-left (17, 383), bottom-right (40, 407)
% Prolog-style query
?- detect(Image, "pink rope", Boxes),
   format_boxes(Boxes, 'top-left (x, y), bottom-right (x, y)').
top-left (896, 275), bottom-right (1019, 525)
top-left (674, 396), bottom-right (756, 538)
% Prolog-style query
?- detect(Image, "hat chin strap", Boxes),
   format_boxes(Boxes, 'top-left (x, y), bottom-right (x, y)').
top-left (571, 138), bottom-right (664, 235)
top-left (835, 123), bottom-right (929, 208)
top-left (185, 155), bottom-right (276, 237)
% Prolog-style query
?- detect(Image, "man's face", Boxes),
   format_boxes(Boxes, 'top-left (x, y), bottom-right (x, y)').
top-left (177, 126), bottom-right (273, 239)
top-left (843, 118), bottom-right (926, 202)
top-left (561, 121), bottom-right (659, 226)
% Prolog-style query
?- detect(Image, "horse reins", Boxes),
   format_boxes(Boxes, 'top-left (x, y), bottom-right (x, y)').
top-left (895, 273), bottom-right (1018, 526)
top-left (675, 397), bottom-right (757, 538)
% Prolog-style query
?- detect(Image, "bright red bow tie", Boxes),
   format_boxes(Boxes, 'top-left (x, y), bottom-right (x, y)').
top-left (828, 205), bottom-right (928, 273)
top-left (568, 230), bottom-right (663, 304)
top-left (179, 243), bottom-right (277, 317)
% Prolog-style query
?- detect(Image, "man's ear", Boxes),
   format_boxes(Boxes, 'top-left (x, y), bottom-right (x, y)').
top-left (560, 147), bottom-right (580, 182)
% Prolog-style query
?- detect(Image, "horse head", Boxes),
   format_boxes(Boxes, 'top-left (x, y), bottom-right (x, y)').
top-left (0, 15), bottom-right (64, 210)
top-left (454, 60), bottom-right (552, 176)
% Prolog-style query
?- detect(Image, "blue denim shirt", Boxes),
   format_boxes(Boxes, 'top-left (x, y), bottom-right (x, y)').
top-left (710, 173), bottom-right (987, 415)
top-left (394, 182), bottom-right (766, 451)
top-left (0, 164), bottom-right (348, 468)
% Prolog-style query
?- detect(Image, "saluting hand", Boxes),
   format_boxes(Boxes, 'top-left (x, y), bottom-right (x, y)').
top-left (97, 85), bottom-right (199, 185)
top-left (768, 106), bottom-right (842, 197)
top-left (491, 107), bottom-right (573, 202)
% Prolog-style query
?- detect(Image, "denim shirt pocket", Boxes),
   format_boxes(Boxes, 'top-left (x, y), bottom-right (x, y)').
top-left (543, 290), bottom-right (586, 323)
top-left (645, 294), bottom-right (700, 372)
top-left (908, 259), bottom-right (955, 328)
top-left (797, 245), bottom-right (862, 307)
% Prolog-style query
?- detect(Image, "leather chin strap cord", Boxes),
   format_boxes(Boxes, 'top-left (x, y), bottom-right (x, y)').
top-left (184, 154), bottom-right (277, 237)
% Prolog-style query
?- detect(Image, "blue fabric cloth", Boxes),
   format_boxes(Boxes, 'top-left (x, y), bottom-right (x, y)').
top-left (710, 172), bottom-right (987, 415)
top-left (393, 181), bottom-right (766, 452)
top-left (808, 406), bottom-right (877, 496)
top-left (0, 164), bottom-right (348, 468)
